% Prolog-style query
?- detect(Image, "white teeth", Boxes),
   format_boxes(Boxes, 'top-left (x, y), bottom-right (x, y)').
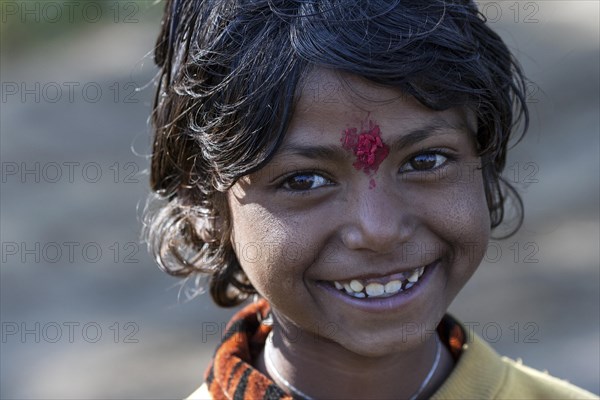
top-left (332, 265), bottom-right (427, 298)
top-left (407, 270), bottom-right (419, 283)
top-left (349, 280), bottom-right (364, 292)
top-left (384, 280), bottom-right (402, 294)
top-left (365, 283), bottom-right (385, 296)
top-left (343, 283), bottom-right (353, 293)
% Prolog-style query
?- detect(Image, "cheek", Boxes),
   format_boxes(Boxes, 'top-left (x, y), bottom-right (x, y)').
top-left (445, 172), bottom-right (491, 264)
top-left (227, 198), bottom-right (312, 296)
top-left (419, 169), bottom-right (491, 262)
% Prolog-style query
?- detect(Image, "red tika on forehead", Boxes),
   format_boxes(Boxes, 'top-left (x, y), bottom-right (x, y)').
top-left (340, 120), bottom-right (390, 188)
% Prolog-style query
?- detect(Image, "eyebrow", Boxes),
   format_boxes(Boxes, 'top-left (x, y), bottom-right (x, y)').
top-left (275, 120), bottom-right (470, 162)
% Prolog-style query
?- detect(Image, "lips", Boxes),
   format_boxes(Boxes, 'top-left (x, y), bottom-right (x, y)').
top-left (323, 262), bottom-right (433, 299)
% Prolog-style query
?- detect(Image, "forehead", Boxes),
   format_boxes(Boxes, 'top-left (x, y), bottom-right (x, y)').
top-left (290, 67), bottom-right (476, 138)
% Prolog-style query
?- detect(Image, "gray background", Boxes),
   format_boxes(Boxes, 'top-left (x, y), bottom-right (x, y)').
top-left (1, 1), bottom-right (598, 398)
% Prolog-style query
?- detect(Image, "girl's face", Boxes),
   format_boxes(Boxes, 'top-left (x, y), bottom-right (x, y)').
top-left (226, 68), bottom-right (490, 356)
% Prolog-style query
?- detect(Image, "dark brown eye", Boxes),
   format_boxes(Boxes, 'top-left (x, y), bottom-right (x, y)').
top-left (282, 173), bottom-right (330, 191)
top-left (401, 153), bottom-right (448, 172)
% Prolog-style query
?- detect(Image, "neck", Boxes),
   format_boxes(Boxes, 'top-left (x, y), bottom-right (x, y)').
top-left (257, 325), bottom-right (455, 400)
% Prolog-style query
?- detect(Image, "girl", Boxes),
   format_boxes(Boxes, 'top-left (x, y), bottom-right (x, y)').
top-left (145, 1), bottom-right (598, 399)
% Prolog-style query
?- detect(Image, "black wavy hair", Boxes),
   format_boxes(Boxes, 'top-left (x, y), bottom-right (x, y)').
top-left (143, 0), bottom-right (529, 307)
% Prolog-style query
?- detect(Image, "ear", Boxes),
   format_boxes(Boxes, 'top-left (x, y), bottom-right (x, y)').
top-left (194, 214), bottom-right (222, 243)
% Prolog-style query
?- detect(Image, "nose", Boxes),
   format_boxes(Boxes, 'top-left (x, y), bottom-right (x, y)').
top-left (340, 184), bottom-right (415, 253)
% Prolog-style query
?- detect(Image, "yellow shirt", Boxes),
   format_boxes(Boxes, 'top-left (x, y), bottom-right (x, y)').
top-left (430, 331), bottom-right (597, 399)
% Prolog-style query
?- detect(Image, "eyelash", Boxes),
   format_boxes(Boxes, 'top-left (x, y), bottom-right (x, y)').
top-left (277, 170), bottom-right (335, 196)
top-left (399, 150), bottom-right (454, 173)
top-left (276, 150), bottom-right (455, 195)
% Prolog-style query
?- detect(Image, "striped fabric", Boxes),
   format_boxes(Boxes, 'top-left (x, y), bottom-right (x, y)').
top-left (205, 299), bottom-right (465, 400)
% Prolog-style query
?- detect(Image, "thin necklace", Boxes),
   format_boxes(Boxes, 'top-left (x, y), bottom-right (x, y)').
top-left (409, 334), bottom-right (442, 400)
top-left (263, 331), bottom-right (442, 400)
top-left (264, 331), bottom-right (316, 400)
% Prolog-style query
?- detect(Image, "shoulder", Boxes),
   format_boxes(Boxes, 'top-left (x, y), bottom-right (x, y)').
top-left (432, 321), bottom-right (598, 399)
top-left (185, 383), bottom-right (211, 400)
top-left (498, 356), bottom-right (598, 399)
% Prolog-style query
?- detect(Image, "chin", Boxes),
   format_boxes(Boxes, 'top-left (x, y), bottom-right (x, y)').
top-left (336, 322), bottom-right (439, 358)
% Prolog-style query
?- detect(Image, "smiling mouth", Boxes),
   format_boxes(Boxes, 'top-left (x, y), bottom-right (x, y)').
top-left (325, 264), bottom-right (431, 299)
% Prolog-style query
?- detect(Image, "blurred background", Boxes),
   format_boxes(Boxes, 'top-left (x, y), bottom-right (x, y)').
top-left (1, 1), bottom-right (598, 398)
